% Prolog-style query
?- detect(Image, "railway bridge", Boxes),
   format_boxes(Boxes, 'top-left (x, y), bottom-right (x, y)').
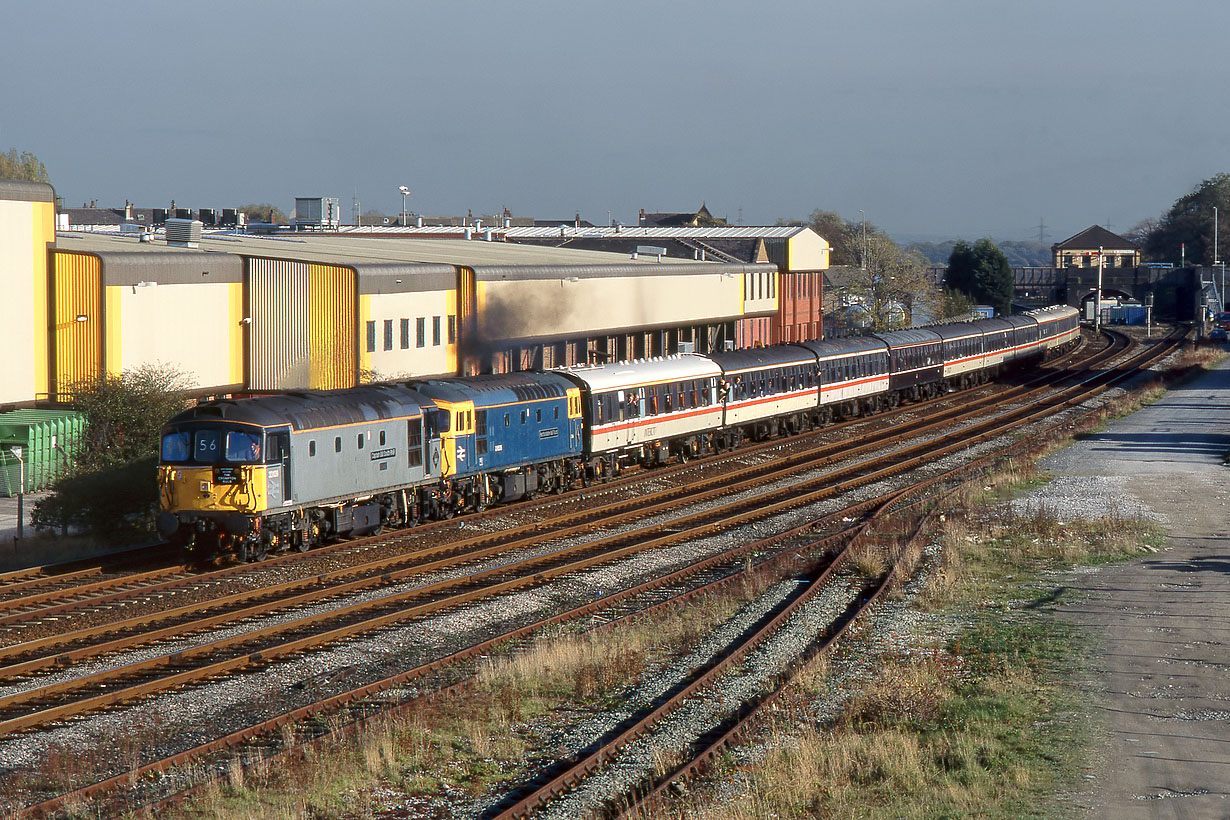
top-left (1011, 265), bottom-right (1208, 319)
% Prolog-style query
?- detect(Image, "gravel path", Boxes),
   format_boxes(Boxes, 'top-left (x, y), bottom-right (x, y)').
top-left (1038, 355), bottom-right (1230, 818)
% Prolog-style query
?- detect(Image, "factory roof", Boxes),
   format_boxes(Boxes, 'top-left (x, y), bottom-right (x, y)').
top-left (52, 229), bottom-right (691, 268)
top-left (503, 225), bottom-right (812, 240)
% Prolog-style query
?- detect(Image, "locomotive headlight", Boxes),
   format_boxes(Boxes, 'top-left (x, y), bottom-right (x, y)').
top-left (200, 481), bottom-right (211, 493)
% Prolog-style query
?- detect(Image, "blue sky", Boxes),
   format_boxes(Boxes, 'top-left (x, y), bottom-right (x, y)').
top-left (4, 0), bottom-right (1226, 242)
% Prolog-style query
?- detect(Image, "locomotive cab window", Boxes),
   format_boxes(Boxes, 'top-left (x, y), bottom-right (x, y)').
top-left (408, 418), bottom-right (423, 468)
top-left (160, 430), bottom-right (192, 463)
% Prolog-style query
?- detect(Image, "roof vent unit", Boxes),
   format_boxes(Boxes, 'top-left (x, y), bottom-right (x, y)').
top-left (175, 208), bottom-right (191, 220)
top-left (221, 208), bottom-right (238, 226)
top-left (165, 218), bottom-right (203, 248)
top-left (152, 208), bottom-right (168, 224)
top-left (293, 196), bottom-right (340, 230)
top-left (677, 341), bottom-right (696, 355)
top-left (197, 208), bottom-right (216, 226)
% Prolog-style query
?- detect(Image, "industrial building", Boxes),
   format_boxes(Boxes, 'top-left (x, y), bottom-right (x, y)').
top-left (2, 186), bottom-right (834, 410)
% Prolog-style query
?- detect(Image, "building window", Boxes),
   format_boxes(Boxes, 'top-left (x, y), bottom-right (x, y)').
top-left (383, 319), bottom-right (393, 351)
top-left (433, 316), bottom-right (441, 346)
top-left (400, 318), bottom-right (410, 349)
top-left (448, 315), bottom-right (457, 344)
top-left (365, 321), bottom-right (376, 353)
top-left (416, 317), bottom-right (425, 348)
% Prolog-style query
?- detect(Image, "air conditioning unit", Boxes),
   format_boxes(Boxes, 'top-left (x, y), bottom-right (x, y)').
top-left (165, 218), bottom-right (202, 248)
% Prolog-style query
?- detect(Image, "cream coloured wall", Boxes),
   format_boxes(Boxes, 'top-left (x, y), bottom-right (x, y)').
top-left (361, 289), bottom-right (458, 379)
top-left (114, 282), bottom-right (239, 389)
top-left (478, 270), bottom-right (749, 340)
top-left (0, 200), bottom-right (43, 405)
top-left (786, 230), bottom-right (831, 271)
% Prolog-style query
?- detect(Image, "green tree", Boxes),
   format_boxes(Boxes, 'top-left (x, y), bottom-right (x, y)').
top-left (945, 238), bottom-right (1013, 316)
top-left (237, 203), bottom-right (287, 223)
top-left (0, 148), bottom-right (50, 183)
top-left (33, 364), bottom-right (193, 540)
top-left (1141, 173), bottom-right (1230, 265)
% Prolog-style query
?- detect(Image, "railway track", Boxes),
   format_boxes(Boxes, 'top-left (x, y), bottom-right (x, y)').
top-left (0, 331), bottom-right (1122, 703)
top-left (0, 330), bottom-right (1102, 626)
top-left (5, 326), bottom-right (1188, 818)
top-left (0, 331), bottom-right (1108, 642)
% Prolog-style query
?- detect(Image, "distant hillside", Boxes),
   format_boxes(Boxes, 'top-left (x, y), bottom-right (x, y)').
top-left (906, 239), bottom-right (1051, 268)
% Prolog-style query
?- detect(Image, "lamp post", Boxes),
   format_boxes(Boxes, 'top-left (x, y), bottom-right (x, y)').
top-left (1221, 260), bottom-right (1226, 314)
top-left (8, 447), bottom-right (23, 542)
top-left (398, 185), bottom-right (410, 227)
top-left (1095, 246), bottom-right (1104, 335)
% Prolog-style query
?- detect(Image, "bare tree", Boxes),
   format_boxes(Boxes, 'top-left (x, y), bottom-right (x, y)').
top-left (843, 235), bottom-right (948, 330)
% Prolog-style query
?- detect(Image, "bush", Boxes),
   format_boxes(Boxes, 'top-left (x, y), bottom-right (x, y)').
top-left (33, 364), bottom-right (192, 541)
top-left (32, 457), bottom-right (159, 541)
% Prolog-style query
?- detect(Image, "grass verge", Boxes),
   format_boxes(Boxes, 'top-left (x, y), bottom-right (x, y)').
top-left (654, 353), bottom-right (1212, 820)
top-left (169, 571), bottom-right (775, 818)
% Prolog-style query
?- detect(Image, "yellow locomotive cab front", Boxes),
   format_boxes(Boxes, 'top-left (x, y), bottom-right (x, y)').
top-left (158, 463), bottom-right (269, 515)
top-left (156, 423), bottom-right (274, 555)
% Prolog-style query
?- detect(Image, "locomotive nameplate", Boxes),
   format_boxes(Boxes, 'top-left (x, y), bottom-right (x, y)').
top-left (213, 467), bottom-right (240, 485)
top-left (539, 428), bottom-right (559, 439)
top-left (370, 448), bottom-right (396, 461)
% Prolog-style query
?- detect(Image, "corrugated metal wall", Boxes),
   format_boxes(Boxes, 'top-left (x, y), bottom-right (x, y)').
top-left (249, 259), bottom-right (356, 391)
top-left (249, 259), bottom-right (310, 391)
top-left (52, 253), bottom-right (102, 400)
top-left (457, 266), bottom-right (477, 375)
top-left (308, 263), bottom-right (355, 390)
